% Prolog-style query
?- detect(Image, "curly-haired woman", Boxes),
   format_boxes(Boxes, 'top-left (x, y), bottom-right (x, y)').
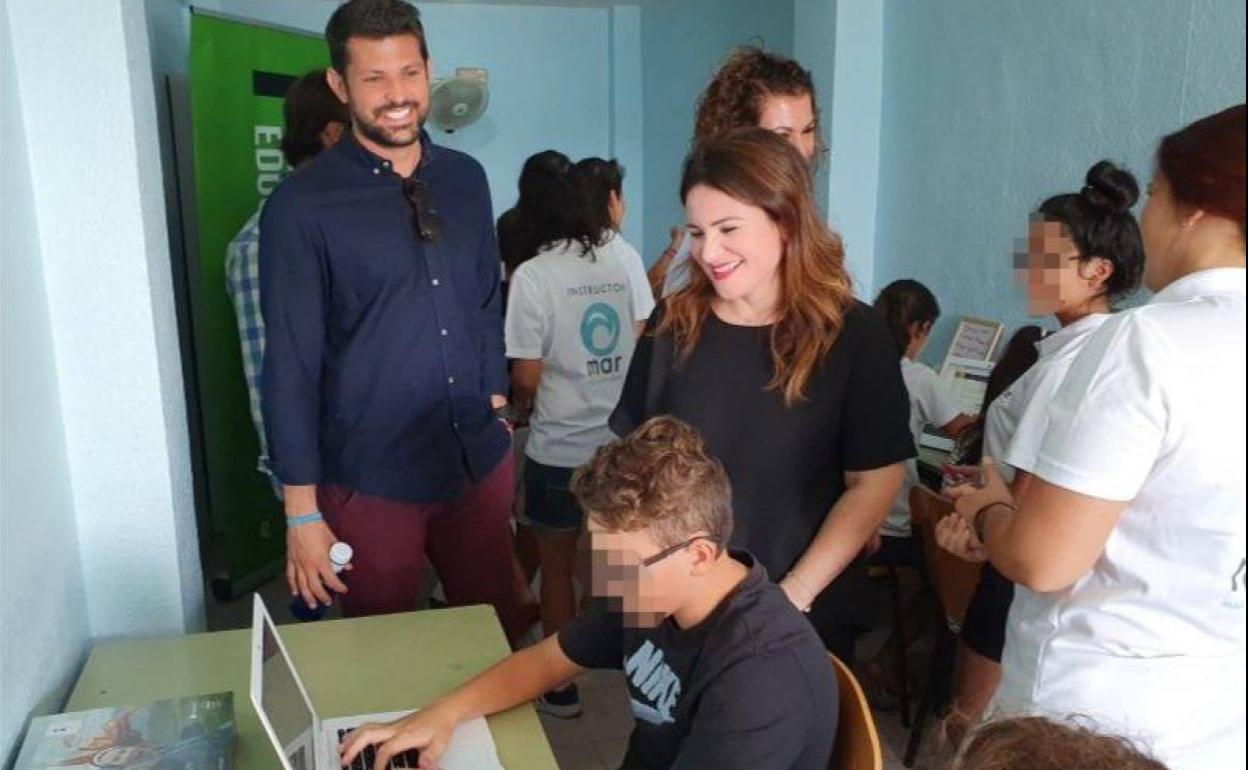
top-left (649, 47), bottom-right (823, 298)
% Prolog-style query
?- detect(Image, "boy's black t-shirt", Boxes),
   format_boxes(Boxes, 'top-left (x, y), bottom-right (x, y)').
top-left (557, 552), bottom-right (839, 770)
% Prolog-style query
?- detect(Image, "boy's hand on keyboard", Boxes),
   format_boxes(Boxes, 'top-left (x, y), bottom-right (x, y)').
top-left (340, 706), bottom-right (456, 770)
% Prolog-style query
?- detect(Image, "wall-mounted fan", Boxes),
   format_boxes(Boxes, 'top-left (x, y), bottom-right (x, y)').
top-left (429, 68), bottom-right (489, 133)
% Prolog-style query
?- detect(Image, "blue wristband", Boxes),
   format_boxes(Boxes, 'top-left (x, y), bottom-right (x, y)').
top-left (286, 511), bottom-right (324, 528)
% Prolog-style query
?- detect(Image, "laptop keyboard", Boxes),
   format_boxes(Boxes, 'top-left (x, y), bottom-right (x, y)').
top-left (337, 729), bottom-right (421, 770)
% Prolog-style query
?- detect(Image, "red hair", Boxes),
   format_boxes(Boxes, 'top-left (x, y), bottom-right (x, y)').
top-left (1158, 103), bottom-right (1246, 234)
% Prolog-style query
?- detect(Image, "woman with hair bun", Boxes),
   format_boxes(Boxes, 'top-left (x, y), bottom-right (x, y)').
top-left (945, 159), bottom-right (1147, 727)
top-left (942, 104), bottom-right (1246, 770)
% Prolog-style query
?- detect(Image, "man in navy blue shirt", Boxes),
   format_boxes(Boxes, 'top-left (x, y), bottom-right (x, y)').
top-left (260, 0), bottom-right (523, 635)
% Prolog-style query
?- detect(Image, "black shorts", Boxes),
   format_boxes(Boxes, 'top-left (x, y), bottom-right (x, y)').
top-left (523, 460), bottom-right (584, 533)
top-left (871, 534), bottom-right (924, 569)
top-left (960, 562), bottom-right (1015, 662)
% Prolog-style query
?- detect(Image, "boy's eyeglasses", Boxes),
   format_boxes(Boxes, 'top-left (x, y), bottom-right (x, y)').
top-left (639, 535), bottom-right (717, 568)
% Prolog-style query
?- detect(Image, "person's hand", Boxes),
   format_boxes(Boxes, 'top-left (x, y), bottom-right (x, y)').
top-left (945, 457), bottom-right (1013, 527)
top-left (779, 573), bottom-right (816, 612)
top-left (940, 463), bottom-right (981, 492)
top-left (666, 225), bottom-right (685, 252)
top-left (286, 520), bottom-right (349, 609)
top-left (935, 514), bottom-right (988, 563)
top-left (339, 705), bottom-right (459, 770)
top-left (862, 532), bottom-right (882, 557)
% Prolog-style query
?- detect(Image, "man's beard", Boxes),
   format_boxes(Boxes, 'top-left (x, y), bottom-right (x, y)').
top-left (352, 100), bottom-right (426, 148)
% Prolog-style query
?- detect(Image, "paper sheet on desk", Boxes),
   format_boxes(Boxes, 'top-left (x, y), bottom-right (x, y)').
top-left (436, 716), bottom-right (505, 770)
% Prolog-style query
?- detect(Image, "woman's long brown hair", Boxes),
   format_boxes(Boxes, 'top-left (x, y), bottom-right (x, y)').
top-left (659, 128), bottom-right (854, 406)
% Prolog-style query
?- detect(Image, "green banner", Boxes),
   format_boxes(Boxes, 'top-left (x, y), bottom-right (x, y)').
top-left (189, 10), bottom-right (328, 596)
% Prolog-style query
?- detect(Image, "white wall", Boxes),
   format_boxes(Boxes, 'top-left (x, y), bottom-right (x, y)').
top-left (0, 4), bottom-right (93, 761)
top-left (2, 0), bottom-right (204, 685)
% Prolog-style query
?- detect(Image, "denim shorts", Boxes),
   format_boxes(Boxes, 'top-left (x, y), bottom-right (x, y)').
top-left (523, 460), bottom-right (583, 533)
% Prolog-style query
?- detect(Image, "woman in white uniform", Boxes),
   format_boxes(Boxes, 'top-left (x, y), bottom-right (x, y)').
top-left (950, 160), bottom-right (1147, 727)
top-left (942, 104), bottom-right (1246, 769)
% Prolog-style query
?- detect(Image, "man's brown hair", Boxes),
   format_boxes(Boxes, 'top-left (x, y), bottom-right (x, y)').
top-left (325, 0), bottom-right (429, 73)
top-left (571, 417), bottom-right (732, 551)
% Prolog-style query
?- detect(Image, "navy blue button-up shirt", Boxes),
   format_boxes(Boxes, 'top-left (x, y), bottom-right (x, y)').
top-left (259, 131), bottom-right (510, 503)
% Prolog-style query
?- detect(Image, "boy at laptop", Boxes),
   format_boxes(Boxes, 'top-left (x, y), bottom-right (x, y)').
top-left (340, 416), bottom-right (839, 770)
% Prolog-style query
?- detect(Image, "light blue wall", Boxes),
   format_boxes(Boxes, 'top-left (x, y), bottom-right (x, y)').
top-left (211, 0), bottom-right (640, 243)
top-left (638, 0), bottom-right (795, 262)
top-left (0, 6), bottom-right (92, 763)
top-left (793, 0), bottom-right (836, 218)
top-left (826, 0), bottom-right (884, 297)
top-left (610, 6), bottom-right (646, 248)
top-left (874, 0), bottom-right (1248, 364)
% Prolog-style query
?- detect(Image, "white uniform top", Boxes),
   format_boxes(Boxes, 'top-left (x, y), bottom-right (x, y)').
top-left (999, 314), bottom-right (1111, 473)
top-left (882, 358), bottom-right (964, 536)
top-left (982, 375), bottom-right (1023, 486)
top-left (504, 239), bottom-right (643, 468)
top-left (995, 268), bottom-right (1247, 770)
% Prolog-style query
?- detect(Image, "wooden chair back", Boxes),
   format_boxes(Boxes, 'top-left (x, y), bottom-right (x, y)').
top-left (828, 653), bottom-right (884, 770)
top-left (909, 485), bottom-right (984, 629)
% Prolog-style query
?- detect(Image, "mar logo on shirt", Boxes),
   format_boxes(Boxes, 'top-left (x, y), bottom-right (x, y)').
top-left (623, 640), bottom-right (681, 725)
top-left (581, 302), bottom-right (623, 376)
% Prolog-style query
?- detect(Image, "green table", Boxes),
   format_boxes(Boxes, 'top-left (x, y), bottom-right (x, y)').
top-left (67, 605), bottom-right (559, 769)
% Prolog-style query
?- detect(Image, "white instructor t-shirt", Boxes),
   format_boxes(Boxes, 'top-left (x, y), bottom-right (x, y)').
top-left (505, 240), bottom-right (641, 468)
top-left (995, 268), bottom-right (1247, 770)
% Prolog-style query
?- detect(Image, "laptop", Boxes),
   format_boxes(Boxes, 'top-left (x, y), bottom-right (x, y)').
top-left (249, 594), bottom-right (504, 770)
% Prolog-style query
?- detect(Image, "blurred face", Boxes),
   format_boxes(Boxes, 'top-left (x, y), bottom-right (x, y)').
top-left (757, 92), bottom-right (817, 164)
top-left (1015, 217), bottom-right (1111, 316)
top-left (686, 185), bottom-right (784, 308)
top-left (585, 520), bottom-right (705, 628)
top-left (319, 120), bottom-right (347, 150)
top-left (327, 35), bottom-right (430, 150)
top-left (1139, 172), bottom-right (1185, 292)
top-left (608, 189), bottom-right (627, 230)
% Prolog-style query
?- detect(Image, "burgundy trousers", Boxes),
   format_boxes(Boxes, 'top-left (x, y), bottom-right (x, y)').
top-left (318, 452), bottom-right (521, 634)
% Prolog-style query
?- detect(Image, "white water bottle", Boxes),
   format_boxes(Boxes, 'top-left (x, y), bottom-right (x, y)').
top-left (291, 541), bottom-right (353, 622)
top-left (329, 541), bottom-right (353, 573)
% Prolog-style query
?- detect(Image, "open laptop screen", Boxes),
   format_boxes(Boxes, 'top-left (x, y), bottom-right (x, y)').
top-left (258, 603), bottom-right (318, 770)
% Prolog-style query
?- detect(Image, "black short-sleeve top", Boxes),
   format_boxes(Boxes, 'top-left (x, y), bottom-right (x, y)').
top-left (611, 300), bottom-right (915, 579)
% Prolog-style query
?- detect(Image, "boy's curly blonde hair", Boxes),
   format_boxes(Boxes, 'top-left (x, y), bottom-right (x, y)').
top-left (571, 417), bottom-right (732, 551)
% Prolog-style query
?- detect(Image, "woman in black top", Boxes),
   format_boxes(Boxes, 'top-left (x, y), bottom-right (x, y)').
top-left (611, 129), bottom-right (913, 659)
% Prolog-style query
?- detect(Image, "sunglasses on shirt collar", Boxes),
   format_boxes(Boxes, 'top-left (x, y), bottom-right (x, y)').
top-left (401, 176), bottom-right (441, 243)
